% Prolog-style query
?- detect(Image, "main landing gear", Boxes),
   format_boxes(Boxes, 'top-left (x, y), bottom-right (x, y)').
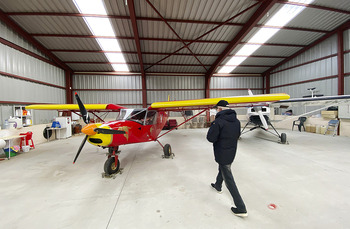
top-left (157, 140), bottom-right (175, 159)
top-left (102, 146), bottom-right (123, 178)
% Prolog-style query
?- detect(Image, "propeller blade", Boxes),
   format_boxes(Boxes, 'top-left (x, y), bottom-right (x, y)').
top-left (73, 135), bottom-right (88, 164)
top-left (75, 92), bottom-right (90, 124)
top-left (257, 110), bottom-right (269, 130)
top-left (94, 128), bottom-right (126, 135)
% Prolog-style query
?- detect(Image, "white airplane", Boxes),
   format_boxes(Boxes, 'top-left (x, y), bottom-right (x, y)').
top-left (239, 90), bottom-right (287, 144)
top-left (240, 90), bottom-right (350, 144)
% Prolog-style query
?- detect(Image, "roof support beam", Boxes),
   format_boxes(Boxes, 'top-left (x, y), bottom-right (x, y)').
top-left (127, 0), bottom-right (147, 107)
top-left (144, 2), bottom-right (260, 71)
top-left (145, 0), bottom-right (207, 71)
top-left (6, 12), bottom-right (329, 34)
top-left (205, 0), bottom-right (278, 98)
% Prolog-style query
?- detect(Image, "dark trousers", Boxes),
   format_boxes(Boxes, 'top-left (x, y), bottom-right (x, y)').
top-left (215, 163), bottom-right (246, 211)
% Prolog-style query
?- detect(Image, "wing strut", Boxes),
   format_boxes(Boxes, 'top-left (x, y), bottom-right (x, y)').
top-left (156, 108), bottom-right (210, 139)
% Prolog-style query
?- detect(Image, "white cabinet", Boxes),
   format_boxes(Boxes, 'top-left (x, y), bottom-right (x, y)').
top-left (13, 106), bottom-right (33, 127)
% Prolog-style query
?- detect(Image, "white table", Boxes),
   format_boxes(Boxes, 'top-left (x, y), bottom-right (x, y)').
top-left (0, 135), bottom-right (22, 159)
top-left (46, 127), bottom-right (67, 142)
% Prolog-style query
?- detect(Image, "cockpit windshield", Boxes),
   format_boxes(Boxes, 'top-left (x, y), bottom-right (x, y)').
top-left (117, 109), bottom-right (157, 125)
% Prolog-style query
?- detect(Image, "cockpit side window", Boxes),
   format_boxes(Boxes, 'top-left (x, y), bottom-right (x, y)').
top-left (145, 110), bottom-right (157, 125)
top-left (128, 109), bottom-right (147, 124)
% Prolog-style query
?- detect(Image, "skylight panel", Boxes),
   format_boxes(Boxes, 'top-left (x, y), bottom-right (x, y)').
top-left (217, 0), bottom-right (314, 74)
top-left (248, 28), bottom-right (279, 44)
top-left (84, 17), bottom-right (115, 36)
top-left (74, 0), bottom-right (107, 15)
top-left (226, 56), bottom-right (247, 66)
top-left (73, 0), bottom-right (129, 72)
top-left (112, 64), bottom-right (129, 72)
top-left (105, 53), bottom-right (126, 63)
top-left (97, 38), bottom-right (122, 51)
top-left (235, 44), bottom-right (261, 56)
top-left (218, 66), bottom-right (236, 74)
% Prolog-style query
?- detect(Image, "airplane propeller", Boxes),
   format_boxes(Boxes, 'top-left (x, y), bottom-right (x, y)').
top-left (73, 92), bottom-right (90, 164)
top-left (73, 92), bottom-right (126, 164)
top-left (75, 92), bottom-right (90, 124)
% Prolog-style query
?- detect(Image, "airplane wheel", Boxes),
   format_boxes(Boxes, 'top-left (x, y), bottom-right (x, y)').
top-left (281, 133), bottom-right (287, 144)
top-left (104, 157), bottom-right (120, 175)
top-left (163, 144), bottom-right (172, 158)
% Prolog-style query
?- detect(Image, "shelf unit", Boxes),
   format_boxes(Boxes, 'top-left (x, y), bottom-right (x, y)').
top-left (13, 106), bottom-right (33, 127)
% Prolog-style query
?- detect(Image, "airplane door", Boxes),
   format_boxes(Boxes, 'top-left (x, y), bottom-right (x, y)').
top-left (144, 110), bottom-right (158, 140)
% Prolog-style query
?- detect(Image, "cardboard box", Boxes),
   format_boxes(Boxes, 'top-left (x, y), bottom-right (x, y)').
top-left (310, 125), bottom-right (316, 133)
top-left (321, 111), bottom-right (338, 119)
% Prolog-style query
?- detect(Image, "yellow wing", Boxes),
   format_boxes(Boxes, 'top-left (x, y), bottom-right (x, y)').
top-left (150, 93), bottom-right (290, 111)
top-left (26, 104), bottom-right (125, 111)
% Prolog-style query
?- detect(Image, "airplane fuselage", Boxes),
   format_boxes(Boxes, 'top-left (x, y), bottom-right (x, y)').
top-left (83, 109), bottom-right (168, 148)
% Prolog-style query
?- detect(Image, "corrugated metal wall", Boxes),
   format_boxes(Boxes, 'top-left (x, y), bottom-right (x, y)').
top-left (146, 75), bottom-right (205, 117)
top-left (0, 20), bottom-right (66, 126)
top-left (210, 76), bottom-right (263, 114)
top-left (270, 29), bottom-right (350, 115)
top-left (147, 75), bottom-right (205, 102)
top-left (73, 74), bottom-right (142, 104)
top-left (271, 34), bottom-right (338, 96)
top-left (72, 74), bottom-right (143, 120)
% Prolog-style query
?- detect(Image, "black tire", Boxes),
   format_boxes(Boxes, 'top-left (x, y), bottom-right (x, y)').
top-left (280, 133), bottom-right (287, 144)
top-left (43, 127), bottom-right (53, 139)
top-left (104, 157), bottom-right (120, 175)
top-left (163, 144), bottom-right (171, 158)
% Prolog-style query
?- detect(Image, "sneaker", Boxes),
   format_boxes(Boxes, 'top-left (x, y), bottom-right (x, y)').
top-left (210, 183), bottom-right (222, 193)
top-left (231, 207), bottom-right (248, 217)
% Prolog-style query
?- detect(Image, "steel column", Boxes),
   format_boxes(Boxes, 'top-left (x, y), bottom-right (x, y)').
top-left (337, 30), bottom-right (344, 95)
top-left (127, 0), bottom-right (147, 108)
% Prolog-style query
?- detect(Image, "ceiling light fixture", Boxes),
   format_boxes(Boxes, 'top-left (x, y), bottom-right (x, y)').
top-left (73, 0), bottom-right (129, 72)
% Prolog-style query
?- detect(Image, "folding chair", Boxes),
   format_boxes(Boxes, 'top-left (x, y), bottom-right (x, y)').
top-left (324, 120), bottom-right (339, 137)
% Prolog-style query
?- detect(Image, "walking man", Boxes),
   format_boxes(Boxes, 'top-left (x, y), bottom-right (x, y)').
top-left (207, 100), bottom-right (247, 217)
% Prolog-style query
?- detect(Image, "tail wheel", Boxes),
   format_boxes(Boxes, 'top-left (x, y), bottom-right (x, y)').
top-left (280, 133), bottom-right (287, 144)
top-left (104, 157), bottom-right (120, 175)
top-left (163, 144), bottom-right (172, 158)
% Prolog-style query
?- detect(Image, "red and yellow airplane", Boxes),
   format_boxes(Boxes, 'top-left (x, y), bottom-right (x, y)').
top-left (27, 92), bottom-right (290, 175)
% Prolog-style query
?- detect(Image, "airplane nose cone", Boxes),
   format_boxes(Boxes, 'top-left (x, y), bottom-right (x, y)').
top-left (82, 123), bottom-right (98, 135)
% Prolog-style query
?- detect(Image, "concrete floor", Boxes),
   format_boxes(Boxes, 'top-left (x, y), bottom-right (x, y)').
top-left (0, 128), bottom-right (350, 229)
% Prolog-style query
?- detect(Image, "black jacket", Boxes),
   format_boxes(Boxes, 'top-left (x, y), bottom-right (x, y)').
top-left (206, 109), bottom-right (241, 165)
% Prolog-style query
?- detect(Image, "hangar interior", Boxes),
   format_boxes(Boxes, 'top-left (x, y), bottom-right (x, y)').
top-left (0, 0), bottom-right (350, 228)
